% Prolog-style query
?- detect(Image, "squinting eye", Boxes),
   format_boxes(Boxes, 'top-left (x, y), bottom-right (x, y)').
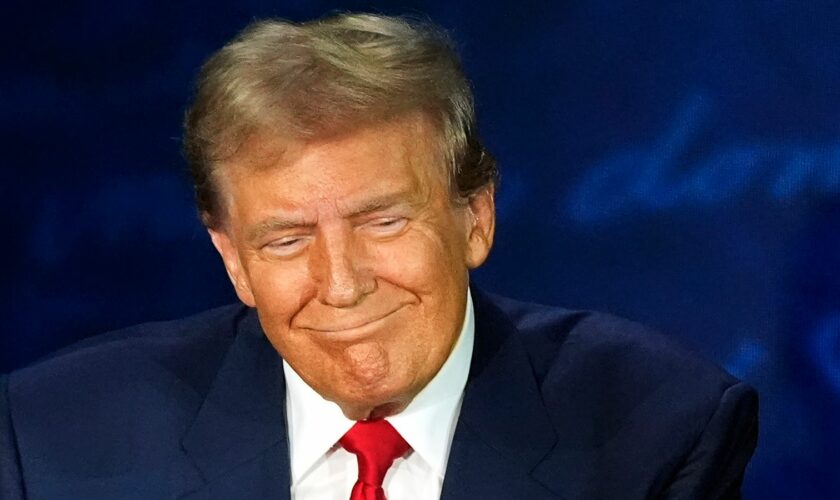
top-left (264, 237), bottom-right (308, 256)
top-left (367, 217), bottom-right (408, 234)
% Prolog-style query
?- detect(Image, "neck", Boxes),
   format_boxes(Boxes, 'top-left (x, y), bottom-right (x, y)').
top-left (339, 400), bottom-right (409, 421)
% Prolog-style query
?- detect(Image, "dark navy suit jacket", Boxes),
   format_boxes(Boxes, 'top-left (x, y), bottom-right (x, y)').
top-left (1, 289), bottom-right (757, 499)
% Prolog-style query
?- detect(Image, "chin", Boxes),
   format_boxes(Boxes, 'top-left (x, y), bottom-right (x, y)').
top-left (337, 396), bottom-right (410, 421)
top-left (330, 377), bottom-right (416, 419)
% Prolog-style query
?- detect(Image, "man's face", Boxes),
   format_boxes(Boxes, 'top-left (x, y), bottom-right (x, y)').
top-left (209, 113), bottom-right (495, 420)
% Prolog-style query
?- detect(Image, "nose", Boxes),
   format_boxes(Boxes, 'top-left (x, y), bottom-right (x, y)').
top-left (312, 228), bottom-right (375, 307)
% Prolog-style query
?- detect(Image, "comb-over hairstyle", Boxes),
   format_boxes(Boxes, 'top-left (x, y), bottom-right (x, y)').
top-left (183, 12), bottom-right (497, 228)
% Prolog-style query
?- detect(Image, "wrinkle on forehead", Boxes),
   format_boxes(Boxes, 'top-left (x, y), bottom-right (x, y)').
top-left (216, 111), bottom-right (449, 228)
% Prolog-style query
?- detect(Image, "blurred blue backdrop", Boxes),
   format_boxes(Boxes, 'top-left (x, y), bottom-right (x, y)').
top-left (3, 0), bottom-right (839, 497)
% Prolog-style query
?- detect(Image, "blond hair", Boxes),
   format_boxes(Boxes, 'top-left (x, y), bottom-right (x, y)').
top-left (183, 12), bottom-right (497, 228)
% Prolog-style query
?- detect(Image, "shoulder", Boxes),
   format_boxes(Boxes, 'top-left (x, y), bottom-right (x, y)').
top-left (5, 304), bottom-right (247, 453)
top-left (1, 304), bottom-right (250, 490)
top-left (477, 290), bottom-right (758, 495)
top-left (9, 303), bottom-right (246, 394)
top-left (477, 290), bottom-right (755, 441)
top-left (483, 290), bottom-right (740, 390)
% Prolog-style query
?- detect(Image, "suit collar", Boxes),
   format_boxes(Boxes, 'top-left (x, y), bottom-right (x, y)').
top-left (180, 308), bottom-right (291, 498)
top-left (441, 287), bottom-right (561, 499)
top-left (179, 288), bottom-right (562, 498)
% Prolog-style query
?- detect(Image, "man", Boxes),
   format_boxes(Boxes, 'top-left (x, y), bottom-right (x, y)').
top-left (1, 12), bottom-right (757, 499)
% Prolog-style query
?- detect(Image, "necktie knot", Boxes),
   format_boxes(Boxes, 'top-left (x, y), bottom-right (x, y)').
top-left (340, 419), bottom-right (410, 500)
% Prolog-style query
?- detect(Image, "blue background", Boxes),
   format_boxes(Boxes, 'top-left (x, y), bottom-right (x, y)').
top-left (4, 1), bottom-right (839, 497)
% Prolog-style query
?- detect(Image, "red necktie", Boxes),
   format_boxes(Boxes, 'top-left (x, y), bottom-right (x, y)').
top-left (339, 419), bottom-right (411, 500)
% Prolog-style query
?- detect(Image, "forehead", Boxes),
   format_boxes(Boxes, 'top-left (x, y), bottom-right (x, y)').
top-left (216, 112), bottom-right (449, 220)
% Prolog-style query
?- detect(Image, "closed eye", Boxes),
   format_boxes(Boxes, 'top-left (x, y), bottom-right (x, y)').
top-left (365, 217), bottom-right (408, 235)
top-left (263, 236), bottom-right (310, 257)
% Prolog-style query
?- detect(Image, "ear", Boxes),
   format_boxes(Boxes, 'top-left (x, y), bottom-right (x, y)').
top-left (208, 229), bottom-right (257, 307)
top-left (464, 185), bottom-right (496, 269)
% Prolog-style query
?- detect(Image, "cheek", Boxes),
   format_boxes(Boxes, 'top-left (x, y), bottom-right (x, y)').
top-left (246, 259), bottom-right (315, 327)
top-left (369, 227), bottom-right (466, 290)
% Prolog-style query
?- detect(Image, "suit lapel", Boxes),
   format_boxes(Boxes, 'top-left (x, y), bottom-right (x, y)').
top-left (180, 309), bottom-right (291, 499)
top-left (441, 289), bottom-right (563, 500)
top-left (177, 290), bottom-right (569, 499)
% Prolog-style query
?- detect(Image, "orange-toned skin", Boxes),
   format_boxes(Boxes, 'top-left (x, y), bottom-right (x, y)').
top-left (209, 113), bottom-right (495, 420)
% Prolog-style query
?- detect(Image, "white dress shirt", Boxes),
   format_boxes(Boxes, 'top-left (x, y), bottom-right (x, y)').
top-left (283, 290), bottom-right (475, 500)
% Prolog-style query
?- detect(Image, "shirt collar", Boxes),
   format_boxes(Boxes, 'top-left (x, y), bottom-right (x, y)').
top-left (283, 288), bottom-right (475, 482)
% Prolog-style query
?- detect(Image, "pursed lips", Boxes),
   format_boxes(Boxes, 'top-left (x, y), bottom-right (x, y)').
top-left (298, 304), bottom-right (407, 334)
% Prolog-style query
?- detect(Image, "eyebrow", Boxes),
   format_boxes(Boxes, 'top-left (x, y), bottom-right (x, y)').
top-left (342, 193), bottom-right (412, 218)
top-left (245, 190), bottom-right (421, 242)
top-left (246, 216), bottom-right (316, 242)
